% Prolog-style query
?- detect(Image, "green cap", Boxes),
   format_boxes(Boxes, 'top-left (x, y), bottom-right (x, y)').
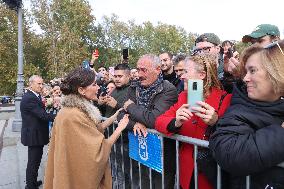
top-left (242, 24), bottom-right (280, 43)
top-left (195, 33), bottom-right (221, 46)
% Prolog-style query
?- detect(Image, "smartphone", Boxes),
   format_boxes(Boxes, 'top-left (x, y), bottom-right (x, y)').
top-left (122, 48), bottom-right (129, 60)
top-left (101, 90), bottom-right (107, 96)
top-left (227, 48), bottom-right (234, 59)
top-left (93, 49), bottom-right (99, 57)
top-left (82, 60), bottom-right (90, 69)
top-left (100, 87), bottom-right (108, 96)
top-left (108, 66), bottom-right (114, 76)
top-left (187, 79), bottom-right (203, 112)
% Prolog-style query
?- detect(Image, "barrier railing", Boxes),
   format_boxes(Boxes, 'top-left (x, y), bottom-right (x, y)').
top-left (106, 121), bottom-right (253, 189)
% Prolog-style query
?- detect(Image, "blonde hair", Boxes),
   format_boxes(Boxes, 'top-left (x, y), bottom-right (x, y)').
top-left (185, 53), bottom-right (221, 97)
top-left (240, 40), bottom-right (284, 96)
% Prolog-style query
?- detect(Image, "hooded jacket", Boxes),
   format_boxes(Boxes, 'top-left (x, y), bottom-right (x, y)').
top-left (209, 81), bottom-right (284, 189)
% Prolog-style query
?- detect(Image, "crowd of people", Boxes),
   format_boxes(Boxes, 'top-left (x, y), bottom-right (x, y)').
top-left (20, 23), bottom-right (284, 189)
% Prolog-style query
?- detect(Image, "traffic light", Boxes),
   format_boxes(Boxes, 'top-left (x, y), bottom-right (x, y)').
top-left (3, 0), bottom-right (22, 11)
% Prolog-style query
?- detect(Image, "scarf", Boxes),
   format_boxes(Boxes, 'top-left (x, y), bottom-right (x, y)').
top-left (136, 73), bottom-right (163, 108)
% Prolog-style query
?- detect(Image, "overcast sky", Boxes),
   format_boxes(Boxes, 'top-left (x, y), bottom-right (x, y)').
top-left (89, 0), bottom-right (284, 41)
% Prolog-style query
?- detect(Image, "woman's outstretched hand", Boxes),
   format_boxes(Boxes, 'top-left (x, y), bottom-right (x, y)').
top-left (117, 114), bottom-right (129, 131)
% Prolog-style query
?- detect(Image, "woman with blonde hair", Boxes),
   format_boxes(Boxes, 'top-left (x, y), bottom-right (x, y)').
top-left (44, 67), bottom-right (129, 189)
top-left (155, 53), bottom-right (232, 189)
top-left (209, 40), bottom-right (284, 188)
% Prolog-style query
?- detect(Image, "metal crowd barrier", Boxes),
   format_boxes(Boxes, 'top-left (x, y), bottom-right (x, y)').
top-left (105, 121), bottom-right (252, 189)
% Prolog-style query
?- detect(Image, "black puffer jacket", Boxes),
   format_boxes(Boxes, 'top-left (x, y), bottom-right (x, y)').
top-left (209, 81), bottom-right (284, 189)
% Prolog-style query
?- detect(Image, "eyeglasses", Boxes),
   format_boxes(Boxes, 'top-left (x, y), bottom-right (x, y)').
top-left (191, 46), bottom-right (214, 55)
top-left (264, 41), bottom-right (284, 55)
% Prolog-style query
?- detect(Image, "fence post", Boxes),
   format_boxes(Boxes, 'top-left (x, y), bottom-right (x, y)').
top-left (217, 165), bottom-right (222, 189)
top-left (194, 145), bottom-right (198, 189)
top-left (175, 140), bottom-right (180, 189)
top-left (160, 136), bottom-right (165, 189)
top-left (246, 176), bottom-right (250, 189)
top-left (149, 168), bottom-right (153, 189)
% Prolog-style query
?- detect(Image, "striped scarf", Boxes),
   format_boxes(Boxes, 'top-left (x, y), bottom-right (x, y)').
top-left (137, 73), bottom-right (163, 108)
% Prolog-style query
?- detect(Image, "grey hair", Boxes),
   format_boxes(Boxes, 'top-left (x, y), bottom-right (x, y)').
top-left (28, 75), bottom-right (42, 86)
top-left (139, 54), bottom-right (161, 68)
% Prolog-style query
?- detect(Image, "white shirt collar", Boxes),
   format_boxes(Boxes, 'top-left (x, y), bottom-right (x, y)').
top-left (29, 89), bottom-right (40, 98)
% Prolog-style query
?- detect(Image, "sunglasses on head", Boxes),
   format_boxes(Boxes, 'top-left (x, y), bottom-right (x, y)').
top-left (264, 40), bottom-right (284, 55)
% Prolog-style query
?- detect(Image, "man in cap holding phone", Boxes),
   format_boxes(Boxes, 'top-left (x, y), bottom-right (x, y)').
top-left (227, 24), bottom-right (281, 80)
top-left (242, 24), bottom-right (280, 46)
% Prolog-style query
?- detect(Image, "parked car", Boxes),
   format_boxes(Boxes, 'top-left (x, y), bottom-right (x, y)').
top-left (0, 96), bottom-right (12, 104)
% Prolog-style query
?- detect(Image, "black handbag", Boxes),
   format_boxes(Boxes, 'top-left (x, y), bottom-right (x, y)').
top-left (196, 93), bottom-right (229, 189)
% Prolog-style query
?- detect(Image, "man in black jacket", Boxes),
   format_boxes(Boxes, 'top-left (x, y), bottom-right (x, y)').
top-left (103, 63), bottom-right (130, 118)
top-left (159, 52), bottom-right (179, 88)
top-left (100, 63), bottom-right (131, 187)
top-left (119, 54), bottom-right (178, 189)
top-left (172, 53), bottom-right (186, 93)
top-left (21, 75), bottom-right (56, 189)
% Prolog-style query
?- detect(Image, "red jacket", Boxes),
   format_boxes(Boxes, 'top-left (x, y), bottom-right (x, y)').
top-left (155, 88), bottom-right (232, 189)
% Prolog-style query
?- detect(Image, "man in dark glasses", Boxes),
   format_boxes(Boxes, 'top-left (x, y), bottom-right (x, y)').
top-left (193, 33), bottom-right (224, 80)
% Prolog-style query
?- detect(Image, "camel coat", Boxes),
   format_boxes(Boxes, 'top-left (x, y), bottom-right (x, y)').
top-left (44, 95), bottom-right (112, 189)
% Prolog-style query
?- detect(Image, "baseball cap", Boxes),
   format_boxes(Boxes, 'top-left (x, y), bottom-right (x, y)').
top-left (195, 33), bottom-right (221, 46)
top-left (242, 24), bottom-right (280, 43)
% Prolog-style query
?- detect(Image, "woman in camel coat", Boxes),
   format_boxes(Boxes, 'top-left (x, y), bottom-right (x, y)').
top-left (44, 67), bottom-right (129, 189)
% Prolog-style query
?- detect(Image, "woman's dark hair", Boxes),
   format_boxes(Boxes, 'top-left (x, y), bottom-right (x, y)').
top-left (60, 67), bottom-right (96, 95)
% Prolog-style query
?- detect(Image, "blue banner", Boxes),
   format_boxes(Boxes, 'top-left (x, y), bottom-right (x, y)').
top-left (128, 132), bottom-right (162, 173)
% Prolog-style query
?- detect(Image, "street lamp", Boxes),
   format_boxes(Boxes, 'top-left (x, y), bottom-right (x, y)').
top-left (3, 0), bottom-right (24, 131)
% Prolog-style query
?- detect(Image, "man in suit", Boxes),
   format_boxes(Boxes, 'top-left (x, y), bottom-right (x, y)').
top-left (21, 75), bottom-right (56, 189)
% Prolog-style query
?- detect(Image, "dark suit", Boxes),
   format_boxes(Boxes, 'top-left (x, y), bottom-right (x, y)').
top-left (20, 90), bottom-right (55, 189)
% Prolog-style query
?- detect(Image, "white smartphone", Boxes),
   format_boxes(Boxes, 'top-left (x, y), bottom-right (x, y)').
top-left (187, 79), bottom-right (203, 112)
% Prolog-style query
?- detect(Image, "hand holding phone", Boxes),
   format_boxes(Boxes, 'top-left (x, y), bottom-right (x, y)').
top-left (108, 66), bottom-right (115, 76)
top-left (82, 60), bottom-right (90, 69)
top-left (93, 49), bottom-right (99, 57)
top-left (122, 48), bottom-right (129, 60)
top-left (187, 79), bottom-right (203, 112)
top-left (191, 101), bottom-right (219, 126)
top-left (226, 48), bottom-right (234, 59)
top-left (91, 49), bottom-right (99, 64)
top-left (175, 104), bottom-right (193, 127)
